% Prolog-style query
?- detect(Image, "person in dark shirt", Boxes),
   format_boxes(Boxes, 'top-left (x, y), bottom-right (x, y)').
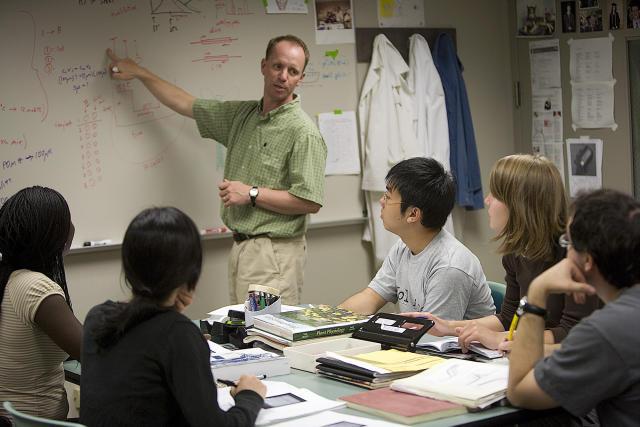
top-left (405, 154), bottom-right (600, 351)
top-left (508, 189), bottom-right (640, 425)
top-left (80, 207), bottom-right (265, 427)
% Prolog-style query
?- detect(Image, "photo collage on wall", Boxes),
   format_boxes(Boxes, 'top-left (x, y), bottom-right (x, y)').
top-left (519, 0), bottom-right (640, 36)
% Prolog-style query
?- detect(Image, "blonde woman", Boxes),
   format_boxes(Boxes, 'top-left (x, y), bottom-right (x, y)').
top-left (409, 154), bottom-right (601, 351)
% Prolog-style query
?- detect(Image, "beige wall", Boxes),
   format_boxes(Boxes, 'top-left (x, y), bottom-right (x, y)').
top-left (65, 0), bottom-right (516, 322)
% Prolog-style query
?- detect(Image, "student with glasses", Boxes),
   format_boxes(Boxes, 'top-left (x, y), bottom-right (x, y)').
top-left (407, 155), bottom-right (600, 352)
top-left (339, 157), bottom-right (495, 320)
top-left (508, 189), bottom-right (640, 425)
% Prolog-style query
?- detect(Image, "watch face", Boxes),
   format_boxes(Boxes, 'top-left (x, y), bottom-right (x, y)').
top-left (516, 296), bottom-right (527, 317)
top-left (249, 187), bottom-right (258, 197)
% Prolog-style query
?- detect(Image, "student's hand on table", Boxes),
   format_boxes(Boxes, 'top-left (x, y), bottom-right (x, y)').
top-left (218, 179), bottom-right (251, 207)
top-left (174, 288), bottom-right (194, 313)
top-left (455, 323), bottom-right (506, 352)
top-left (232, 375), bottom-right (267, 399)
top-left (528, 258), bottom-right (596, 305)
top-left (106, 48), bottom-right (143, 80)
top-left (401, 312), bottom-right (454, 336)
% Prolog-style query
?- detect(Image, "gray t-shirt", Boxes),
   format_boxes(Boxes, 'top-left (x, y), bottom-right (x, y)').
top-left (368, 229), bottom-right (495, 320)
top-left (534, 285), bottom-right (640, 426)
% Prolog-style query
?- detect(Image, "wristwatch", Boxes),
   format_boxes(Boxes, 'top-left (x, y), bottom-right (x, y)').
top-left (249, 186), bottom-right (259, 207)
top-left (516, 296), bottom-right (547, 318)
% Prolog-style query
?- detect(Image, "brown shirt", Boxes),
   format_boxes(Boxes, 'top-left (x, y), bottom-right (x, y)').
top-left (497, 247), bottom-right (602, 342)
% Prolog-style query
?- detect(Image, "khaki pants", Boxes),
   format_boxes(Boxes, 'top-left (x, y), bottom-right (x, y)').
top-left (228, 235), bottom-right (306, 305)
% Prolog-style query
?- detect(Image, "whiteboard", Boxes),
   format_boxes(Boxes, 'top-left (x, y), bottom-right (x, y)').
top-left (0, 0), bottom-right (363, 245)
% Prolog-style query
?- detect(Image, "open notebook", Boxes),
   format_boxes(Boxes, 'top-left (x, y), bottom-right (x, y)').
top-left (416, 336), bottom-right (503, 359)
top-left (390, 359), bottom-right (509, 408)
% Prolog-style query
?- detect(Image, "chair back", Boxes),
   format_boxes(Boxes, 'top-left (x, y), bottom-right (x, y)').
top-left (2, 402), bottom-right (85, 427)
top-left (488, 281), bottom-right (507, 313)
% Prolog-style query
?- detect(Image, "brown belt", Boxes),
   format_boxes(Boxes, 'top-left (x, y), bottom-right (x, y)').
top-left (232, 232), bottom-right (268, 243)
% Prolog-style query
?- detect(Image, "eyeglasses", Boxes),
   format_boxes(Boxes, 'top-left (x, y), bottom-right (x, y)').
top-left (558, 233), bottom-right (572, 249)
top-left (382, 192), bottom-right (403, 206)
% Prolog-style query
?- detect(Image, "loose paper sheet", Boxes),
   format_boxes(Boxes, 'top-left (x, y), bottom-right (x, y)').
top-left (265, 0), bottom-right (308, 14)
top-left (571, 80), bottom-right (617, 130)
top-left (566, 137), bottom-right (603, 197)
top-left (318, 110), bottom-right (360, 175)
top-left (569, 34), bottom-right (617, 130)
top-left (530, 39), bottom-right (561, 91)
top-left (377, 0), bottom-right (424, 27)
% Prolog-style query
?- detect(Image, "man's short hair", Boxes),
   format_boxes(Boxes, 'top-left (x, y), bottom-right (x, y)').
top-left (385, 157), bottom-right (456, 229)
top-left (570, 189), bottom-right (640, 289)
top-left (265, 34), bottom-right (310, 71)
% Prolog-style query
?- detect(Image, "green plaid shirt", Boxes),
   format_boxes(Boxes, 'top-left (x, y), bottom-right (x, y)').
top-left (193, 96), bottom-right (327, 238)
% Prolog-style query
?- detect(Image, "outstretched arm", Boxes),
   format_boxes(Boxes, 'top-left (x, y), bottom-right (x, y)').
top-left (106, 48), bottom-right (195, 118)
top-left (339, 288), bottom-right (386, 315)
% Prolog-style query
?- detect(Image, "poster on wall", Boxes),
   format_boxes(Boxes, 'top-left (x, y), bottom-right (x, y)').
top-left (578, 3), bottom-right (603, 32)
top-left (377, 0), bottom-right (424, 27)
top-left (566, 137), bottom-right (603, 197)
top-left (529, 38), bottom-right (564, 170)
top-left (608, 2), bottom-right (622, 29)
top-left (628, 0), bottom-right (640, 28)
top-left (315, 0), bottom-right (354, 45)
top-left (517, 0), bottom-right (556, 37)
top-left (561, 1), bottom-right (577, 32)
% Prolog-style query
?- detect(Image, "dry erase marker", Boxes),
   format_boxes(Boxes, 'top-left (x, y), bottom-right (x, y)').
top-left (83, 239), bottom-right (112, 247)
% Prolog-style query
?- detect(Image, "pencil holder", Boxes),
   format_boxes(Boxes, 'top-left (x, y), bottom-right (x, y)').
top-left (244, 284), bottom-right (282, 327)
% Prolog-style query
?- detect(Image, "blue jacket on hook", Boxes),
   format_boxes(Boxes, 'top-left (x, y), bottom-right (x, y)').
top-left (433, 33), bottom-right (484, 210)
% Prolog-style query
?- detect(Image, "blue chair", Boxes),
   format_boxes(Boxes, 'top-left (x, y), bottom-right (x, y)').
top-left (2, 402), bottom-right (85, 427)
top-left (487, 281), bottom-right (506, 313)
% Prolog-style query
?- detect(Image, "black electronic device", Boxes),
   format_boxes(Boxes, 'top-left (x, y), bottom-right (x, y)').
top-left (351, 313), bottom-right (434, 352)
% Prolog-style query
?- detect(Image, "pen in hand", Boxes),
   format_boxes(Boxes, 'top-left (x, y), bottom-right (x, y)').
top-left (217, 379), bottom-right (236, 387)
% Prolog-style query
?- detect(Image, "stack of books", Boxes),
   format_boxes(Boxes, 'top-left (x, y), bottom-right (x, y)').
top-left (390, 358), bottom-right (509, 408)
top-left (244, 328), bottom-right (354, 351)
top-left (208, 341), bottom-right (290, 381)
top-left (316, 349), bottom-right (444, 389)
top-left (250, 305), bottom-right (370, 344)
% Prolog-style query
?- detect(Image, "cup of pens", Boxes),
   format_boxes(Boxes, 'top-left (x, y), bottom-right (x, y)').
top-left (244, 284), bottom-right (282, 327)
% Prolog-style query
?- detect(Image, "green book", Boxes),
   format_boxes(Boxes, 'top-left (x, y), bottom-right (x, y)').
top-left (251, 305), bottom-right (370, 341)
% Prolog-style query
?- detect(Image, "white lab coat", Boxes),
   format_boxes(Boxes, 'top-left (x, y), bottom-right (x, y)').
top-left (408, 34), bottom-right (450, 170)
top-left (358, 34), bottom-right (421, 264)
top-left (359, 34), bottom-right (422, 192)
top-left (408, 34), bottom-right (454, 234)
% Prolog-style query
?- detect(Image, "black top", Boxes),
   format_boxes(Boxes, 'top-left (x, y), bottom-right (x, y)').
top-left (497, 247), bottom-right (602, 342)
top-left (80, 301), bottom-right (263, 427)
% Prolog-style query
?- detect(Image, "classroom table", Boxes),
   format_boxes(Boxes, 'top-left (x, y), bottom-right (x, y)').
top-left (64, 360), bottom-right (564, 426)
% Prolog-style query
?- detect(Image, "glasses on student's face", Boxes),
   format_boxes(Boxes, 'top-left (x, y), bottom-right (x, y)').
top-left (558, 233), bottom-right (572, 249)
top-left (381, 192), bottom-right (403, 206)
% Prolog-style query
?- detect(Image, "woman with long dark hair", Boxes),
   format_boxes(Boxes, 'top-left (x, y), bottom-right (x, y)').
top-left (80, 207), bottom-right (265, 427)
top-left (0, 186), bottom-right (82, 420)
